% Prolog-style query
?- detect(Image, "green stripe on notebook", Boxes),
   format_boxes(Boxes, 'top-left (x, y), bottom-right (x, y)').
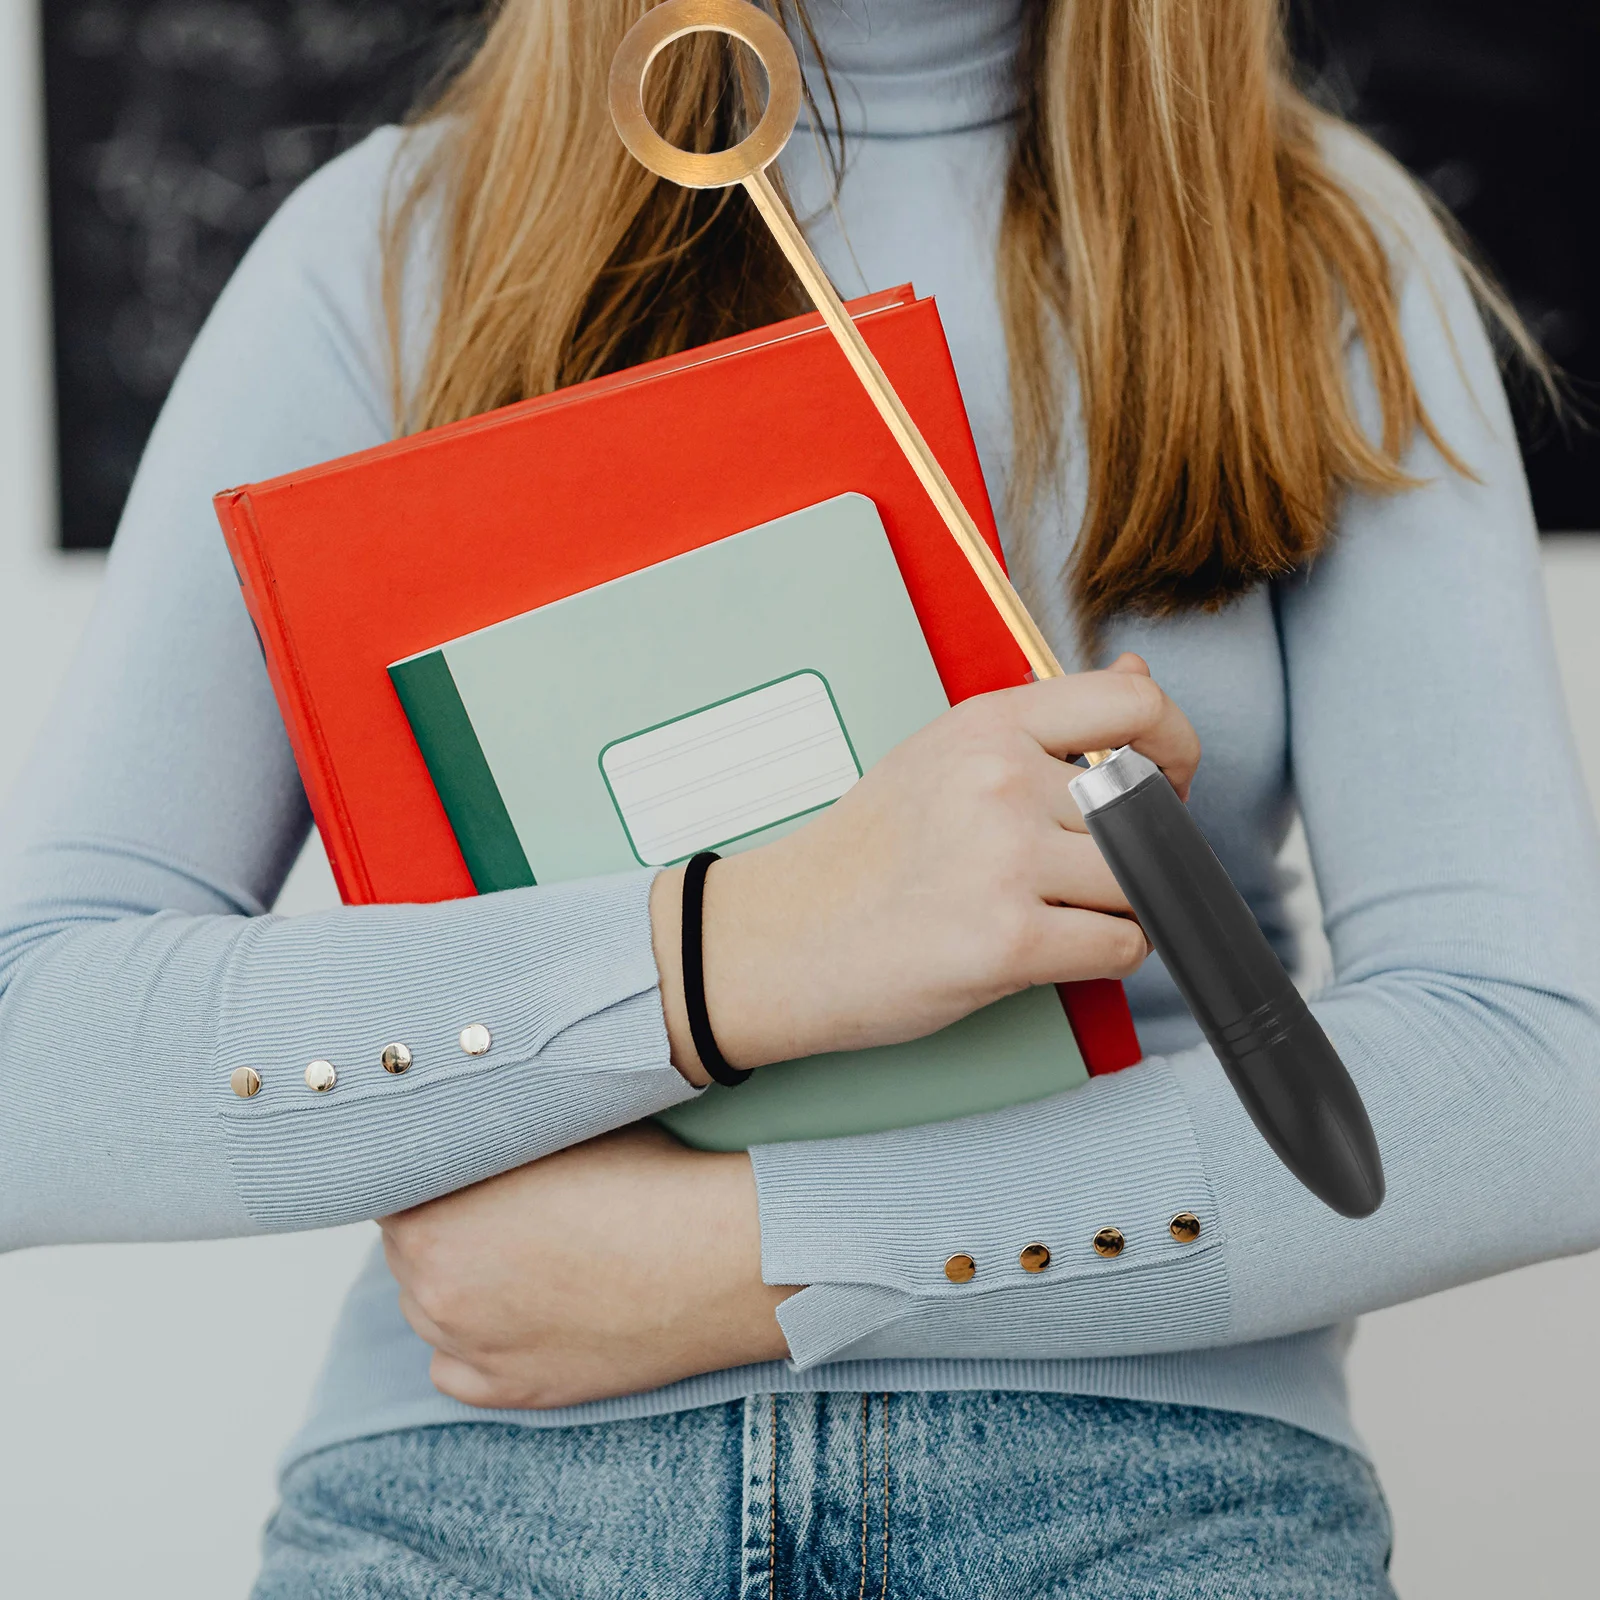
top-left (388, 650), bottom-right (535, 893)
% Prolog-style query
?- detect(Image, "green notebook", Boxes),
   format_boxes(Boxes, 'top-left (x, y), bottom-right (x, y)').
top-left (389, 493), bottom-right (1087, 1149)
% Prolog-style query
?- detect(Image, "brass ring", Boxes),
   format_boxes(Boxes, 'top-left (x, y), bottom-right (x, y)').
top-left (609, 0), bottom-right (802, 189)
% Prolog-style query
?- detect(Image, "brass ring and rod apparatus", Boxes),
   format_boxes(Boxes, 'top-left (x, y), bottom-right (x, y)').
top-left (608, 0), bottom-right (1075, 714)
top-left (608, 0), bottom-right (1385, 1216)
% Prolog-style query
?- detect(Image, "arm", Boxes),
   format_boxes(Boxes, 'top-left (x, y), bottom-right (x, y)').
top-left (745, 190), bottom-right (1600, 1368)
top-left (0, 133), bottom-right (704, 1249)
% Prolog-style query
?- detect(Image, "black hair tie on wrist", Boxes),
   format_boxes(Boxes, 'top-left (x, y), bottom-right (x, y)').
top-left (680, 851), bottom-right (751, 1088)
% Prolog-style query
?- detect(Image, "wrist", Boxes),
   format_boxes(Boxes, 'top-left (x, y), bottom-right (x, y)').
top-left (698, 843), bottom-right (828, 1069)
top-left (694, 1150), bottom-right (798, 1365)
top-left (650, 866), bottom-right (710, 1087)
top-left (651, 846), bottom-right (828, 1080)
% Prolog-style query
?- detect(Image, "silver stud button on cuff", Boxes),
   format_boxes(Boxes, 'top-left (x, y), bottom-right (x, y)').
top-left (305, 1060), bottom-right (338, 1093)
top-left (459, 1024), bottom-right (492, 1057)
top-left (382, 1043), bottom-right (413, 1075)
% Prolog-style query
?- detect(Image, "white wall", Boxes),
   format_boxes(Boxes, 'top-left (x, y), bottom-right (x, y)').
top-left (1, 2), bottom-right (1596, 1593)
top-left (0, 5), bottom-right (371, 1590)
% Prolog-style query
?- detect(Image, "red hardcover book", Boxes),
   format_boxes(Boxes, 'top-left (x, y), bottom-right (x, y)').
top-left (216, 284), bottom-right (1140, 1075)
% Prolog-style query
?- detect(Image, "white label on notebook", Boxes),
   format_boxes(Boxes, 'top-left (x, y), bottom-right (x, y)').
top-left (601, 671), bottom-right (861, 865)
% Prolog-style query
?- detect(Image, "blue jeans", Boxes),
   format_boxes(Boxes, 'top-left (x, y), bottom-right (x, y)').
top-left (255, 1393), bottom-right (1395, 1598)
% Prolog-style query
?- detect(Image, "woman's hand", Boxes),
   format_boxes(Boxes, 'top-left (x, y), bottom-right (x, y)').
top-left (652, 653), bottom-right (1199, 1080)
top-left (380, 1124), bottom-right (794, 1411)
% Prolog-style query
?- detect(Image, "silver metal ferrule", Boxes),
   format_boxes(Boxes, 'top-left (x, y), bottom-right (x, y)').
top-left (1069, 745), bottom-right (1161, 816)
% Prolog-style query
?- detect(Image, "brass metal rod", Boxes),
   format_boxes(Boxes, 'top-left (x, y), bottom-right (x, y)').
top-left (741, 171), bottom-right (1113, 766)
top-left (609, 1), bottom-right (1112, 761)
top-left (742, 168), bottom-right (1065, 684)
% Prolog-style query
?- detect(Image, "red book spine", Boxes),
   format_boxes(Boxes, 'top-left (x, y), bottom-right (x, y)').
top-left (1059, 980), bottom-right (1142, 1075)
top-left (217, 488), bottom-right (373, 904)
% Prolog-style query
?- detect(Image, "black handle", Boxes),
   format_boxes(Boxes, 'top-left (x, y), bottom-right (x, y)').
top-left (1073, 750), bottom-right (1384, 1218)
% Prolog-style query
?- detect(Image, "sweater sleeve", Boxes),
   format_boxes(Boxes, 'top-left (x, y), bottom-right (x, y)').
top-left (0, 132), bottom-right (695, 1252)
top-left (750, 169), bottom-right (1600, 1368)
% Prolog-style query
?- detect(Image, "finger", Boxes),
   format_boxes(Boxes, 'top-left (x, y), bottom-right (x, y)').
top-left (395, 1286), bottom-right (454, 1354)
top-left (430, 1352), bottom-right (502, 1409)
top-left (1012, 668), bottom-right (1198, 789)
top-left (379, 1222), bottom-right (417, 1281)
top-left (1097, 652), bottom-right (1198, 798)
top-left (1039, 752), bottom-right (1090, 831)
top-left (1020, 903), bottom-right (1152, 986)
top-left (1032, 826), bottom-right (1132, 913)
top-left (1005, 671), bottom-right (1201, 796)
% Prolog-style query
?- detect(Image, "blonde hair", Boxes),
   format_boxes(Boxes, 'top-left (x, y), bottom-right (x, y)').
top-left (386, 0), bottom-right (1531, 624)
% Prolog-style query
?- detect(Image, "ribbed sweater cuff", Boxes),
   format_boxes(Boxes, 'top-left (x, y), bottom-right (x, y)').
top-left (216, 870), bottom-right (698, 1227)
top-left (751, 1057), bottom-right (1231, 1368)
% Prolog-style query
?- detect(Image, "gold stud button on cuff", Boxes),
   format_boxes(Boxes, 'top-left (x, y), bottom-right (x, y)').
top-left (305, 1060), bottom-right (338, 1094)
top-left (944, 1253), bottom-right (977, 1285)
top-left (459, 1024), bottom-right (492, 1057)
top-left (1169, 1211), bottom-right (1202, 1243)
top-left (1092, 1227), bottom-right (1126, 1259)
top-left (1020, 1243), bottom-right (1051, 1274)
top-left (230, 1067), bottom-right (262, 1099)
top-left (382, 1043), bottom-right (413, 1076)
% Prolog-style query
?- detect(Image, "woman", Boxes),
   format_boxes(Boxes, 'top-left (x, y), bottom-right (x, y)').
top-left (3, 0), bottom-right (1596, 1594)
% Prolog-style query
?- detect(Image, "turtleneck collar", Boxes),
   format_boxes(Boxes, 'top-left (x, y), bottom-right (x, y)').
top-left (790, 0), bottom-right (1026, 137)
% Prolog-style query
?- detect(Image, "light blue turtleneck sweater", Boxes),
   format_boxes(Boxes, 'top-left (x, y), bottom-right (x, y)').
top-left (2, 0), bottom-right (1597, 1466)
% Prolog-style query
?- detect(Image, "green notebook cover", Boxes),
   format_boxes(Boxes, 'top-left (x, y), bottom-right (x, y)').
top-left (389, 493), bottom-right (1087, 1149)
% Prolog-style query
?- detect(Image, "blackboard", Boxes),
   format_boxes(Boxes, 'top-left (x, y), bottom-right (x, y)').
top-left (43, 1), bottom-right (483, 550)
top-left (1294, 0), bottom-right (1599, 532)
top-left (43, 1), bottom-right (1599, 549)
